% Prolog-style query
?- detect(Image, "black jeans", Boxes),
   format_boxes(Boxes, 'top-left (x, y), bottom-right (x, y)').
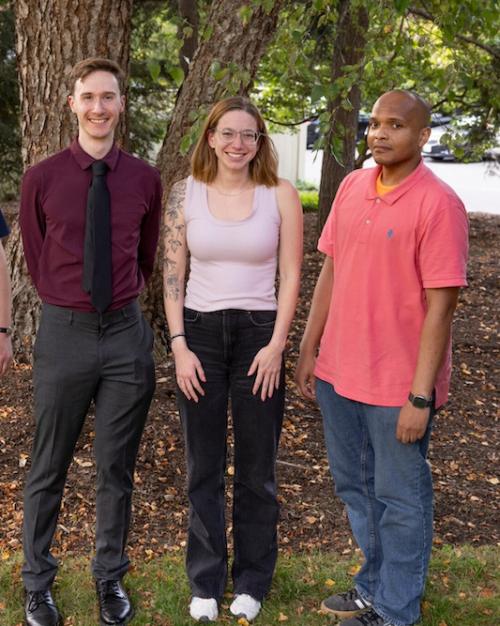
top-left (178, 308), bottom-right (285, 601)
top-left (22, 301), bottom-right (155, 591)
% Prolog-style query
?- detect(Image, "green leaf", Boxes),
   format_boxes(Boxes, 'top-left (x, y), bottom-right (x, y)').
top-left (179, 134), bottom-right (193, 156)
top-left (330, 135), bottom-right (345, 166)
top-left (169, 66), bottom-right (184, 87)
top-left (311, 84), bottom-right (326, 104)
top-left (239, 5), bottom-right (253, 25)
top-left (214, 67), bottom-right (229, 81)
top-left (147, 59), bottom-right (161, 82)
top-left (261, 0), bottom-right (274, 14)
top-left (203, 24), bottom-right (213, 41)
top-left (393, 0), bottom-right (411, 13)
top-left (210, 60), bottom-right (221, 77)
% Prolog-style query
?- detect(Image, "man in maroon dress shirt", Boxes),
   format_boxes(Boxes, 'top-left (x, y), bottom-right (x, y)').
top-left (19, 58), bottom-right (162, 626)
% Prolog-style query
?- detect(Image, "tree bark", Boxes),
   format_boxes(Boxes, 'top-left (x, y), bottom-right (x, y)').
top-left (178, 0), bottom-right (199, 76)
top-left (144, 0), bottom-right (285, 353)
top-left (10, 0), bottom-right (132, 360)
top-left (317, 0), bottom-right (369, 237)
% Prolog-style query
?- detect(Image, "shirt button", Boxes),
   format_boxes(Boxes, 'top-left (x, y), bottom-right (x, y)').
top-left (366, 219), bottom-right (371, 224)
top-left (376, 198), bottom-right (381, 203)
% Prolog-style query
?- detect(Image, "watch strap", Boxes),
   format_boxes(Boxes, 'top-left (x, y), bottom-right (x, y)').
top-left (408, 392), bottom-right (433, 408)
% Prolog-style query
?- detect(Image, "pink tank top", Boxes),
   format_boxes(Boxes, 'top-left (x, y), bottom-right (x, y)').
top-left (184, 176), bottom-right (281, 311)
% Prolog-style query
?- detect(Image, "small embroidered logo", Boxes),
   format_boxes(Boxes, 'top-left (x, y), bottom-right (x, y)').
top-left (387, 228), bottom-right (394, 239)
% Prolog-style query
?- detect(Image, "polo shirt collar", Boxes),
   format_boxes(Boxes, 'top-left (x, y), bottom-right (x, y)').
top-left (70, 138), bottom-right (120, 171)
top-left (366, 160), bottom-right (429, 205)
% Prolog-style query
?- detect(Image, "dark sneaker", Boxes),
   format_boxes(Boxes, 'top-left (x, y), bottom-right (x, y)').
top-left (321, 588), bottom-right (372, 617)
top-left (339, 607), bottom-right (396, 626)
top-left (25, 589), bottom-right (62, 626)
top-left (95, 579), bottom-right (134, 625)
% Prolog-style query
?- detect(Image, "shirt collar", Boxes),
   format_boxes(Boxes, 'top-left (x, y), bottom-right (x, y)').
top-left (70, 138), bottom-right (120, 171)
top-left (366, 160), bottom-right (429, 204)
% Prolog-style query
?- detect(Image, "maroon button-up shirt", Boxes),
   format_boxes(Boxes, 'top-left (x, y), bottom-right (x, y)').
top-left (20, 140), bottom-right (162, 311)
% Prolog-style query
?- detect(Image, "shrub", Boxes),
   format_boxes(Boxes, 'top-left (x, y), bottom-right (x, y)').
top-left (299, 190), bottom-right (318, 212)
top-left (295, 179), bottom-right (318, 191)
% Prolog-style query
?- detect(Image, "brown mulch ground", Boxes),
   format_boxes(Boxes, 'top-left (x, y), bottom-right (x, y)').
top-left (0, 212), bottom-right (498, 565)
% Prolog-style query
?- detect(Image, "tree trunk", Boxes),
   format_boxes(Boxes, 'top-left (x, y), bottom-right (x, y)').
top-left (10, 0), bottom-right (132, 360)
top-left (143, 0), bottom-right (285, 354)
top-left (317, 0), bottom-right (369, 238)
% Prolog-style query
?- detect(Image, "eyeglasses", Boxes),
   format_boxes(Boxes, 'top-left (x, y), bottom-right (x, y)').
top-left (213, 128), bottom-right (262, 145)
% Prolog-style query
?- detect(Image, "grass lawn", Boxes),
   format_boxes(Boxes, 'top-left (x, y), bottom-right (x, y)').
top-left (1, 545), bottom-right (497, 625)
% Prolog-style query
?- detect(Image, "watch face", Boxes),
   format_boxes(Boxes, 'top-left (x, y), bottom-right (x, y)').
top-left (412, 395), bottom-right (428, 408)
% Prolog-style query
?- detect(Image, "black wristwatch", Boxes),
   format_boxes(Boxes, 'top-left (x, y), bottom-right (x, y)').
top-left (0, 327), bottom-right (12, 336)
top-left (408, 392), bottom-right (433, 409)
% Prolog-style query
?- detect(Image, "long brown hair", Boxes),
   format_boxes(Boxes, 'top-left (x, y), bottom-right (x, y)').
top-left (191, 97), bottom-right (278, 186)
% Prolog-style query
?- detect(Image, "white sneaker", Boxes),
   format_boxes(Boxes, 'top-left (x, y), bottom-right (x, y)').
top-left (229, 594), bottom-right (262, 621)
top-left (189, 597), bottom-right (218, 622)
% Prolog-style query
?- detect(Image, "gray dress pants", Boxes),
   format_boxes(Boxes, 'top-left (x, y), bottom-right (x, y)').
top-left (22, 300), bottom-right (155, 591)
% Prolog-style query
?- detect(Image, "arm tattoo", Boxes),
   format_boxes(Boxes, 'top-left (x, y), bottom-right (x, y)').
top-left (163, 254), bottom-right (181, 301)
top-left (163, 180), bottom-right (187, 301)
top-left (165, 273), bottom-right (180, 301)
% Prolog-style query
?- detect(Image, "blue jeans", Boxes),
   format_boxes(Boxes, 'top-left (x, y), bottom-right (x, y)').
top-left (316, 379), bottom-right (434, 626)
top-left (177, 308), bottom-right (285, 601)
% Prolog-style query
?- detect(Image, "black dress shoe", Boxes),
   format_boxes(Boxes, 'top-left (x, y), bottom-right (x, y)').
top-left (95, 579), bottom-right (134, 625)
top-left (25, 589), bottom-right (61, 626)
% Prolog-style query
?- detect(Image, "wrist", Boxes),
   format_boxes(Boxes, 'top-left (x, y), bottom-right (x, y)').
top-left (269, 336), bottom-right (286, 351)
top-left (170, 332), bottom-right (186, 342)
top-left (299, 339), bottom-right (318, 355)
top-left (171, 336), bottom-right (188, 354)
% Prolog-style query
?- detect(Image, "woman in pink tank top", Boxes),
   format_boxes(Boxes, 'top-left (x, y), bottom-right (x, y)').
top-left (163, 97), bottom-right (302, 623)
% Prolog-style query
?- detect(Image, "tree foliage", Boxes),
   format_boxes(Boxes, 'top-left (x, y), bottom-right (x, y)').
top-left (0, 4), bottom-right (21, 199)
top-left (1, 0), bottom-right (498, 198)
top-left (254, 0), bottom-right (499, 158)
top-left (128, 1), bottom-right (182, 161)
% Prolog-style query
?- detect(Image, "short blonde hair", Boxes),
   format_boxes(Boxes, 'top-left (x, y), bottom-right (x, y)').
top-left (191, 97), bottom-right (278, 187)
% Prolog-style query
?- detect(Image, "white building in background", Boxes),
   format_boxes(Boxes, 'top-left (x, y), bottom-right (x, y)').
top-left (270, 124), bottom-right (307, 184)
top-left (270, 123), bottom-right (324, 186)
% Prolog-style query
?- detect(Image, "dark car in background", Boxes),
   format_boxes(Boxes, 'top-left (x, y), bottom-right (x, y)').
top-left (422, 125), bottom-right (454, 160)
top-left (306, 113), bottom-right (370, 149)
top-left (422, 114), bottom-right (500, 162)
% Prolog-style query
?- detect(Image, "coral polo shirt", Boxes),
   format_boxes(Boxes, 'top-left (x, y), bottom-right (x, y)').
top-left (315, 161), bottom-right (468, 408)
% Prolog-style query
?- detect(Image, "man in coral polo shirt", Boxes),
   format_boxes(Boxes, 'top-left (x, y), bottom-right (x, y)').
top-left (295, 90), bottom-right (468, 626)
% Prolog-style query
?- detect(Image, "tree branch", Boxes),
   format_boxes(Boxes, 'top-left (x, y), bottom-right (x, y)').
top-left (266, 114), bottom-right (321, 127)
top-left (408, 7), bottom-right (500, 60)
top-left (387, 14), bottom-right (406, 64)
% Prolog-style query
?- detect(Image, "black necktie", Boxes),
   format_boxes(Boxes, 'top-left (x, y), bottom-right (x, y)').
top-left (82, 160), bottom-right (112, 313)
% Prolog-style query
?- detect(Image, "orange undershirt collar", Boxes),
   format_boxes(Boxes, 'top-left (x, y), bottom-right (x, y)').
top-left (376, 172), bottom-right (399, 196)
